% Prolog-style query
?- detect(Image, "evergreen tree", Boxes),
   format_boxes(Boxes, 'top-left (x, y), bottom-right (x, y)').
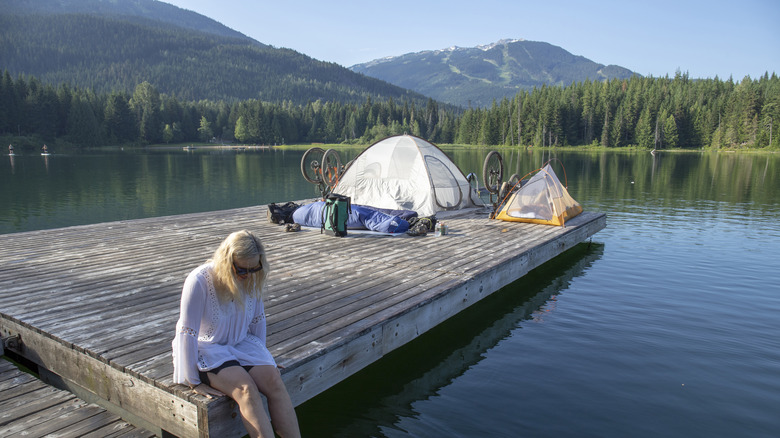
top-left (479, 104), bottom-right (499, 145)
top-left (610, 105), bottom-right (625, 147)
top-left (600, 107), bottom-right (610, 147)
top-left (664, 115), bottom-right (679, 148)
top-left (66, 94), bottom-right (100, 146)
top-left (636, 107), bottom-right (654, 149)
top-left (55, 84), bottom-right (73, 137)
top-left (198, 116), bottom-right (213, 142)
top-left (0, 72), bottom-right (14, 134)
top-left (26, 80), bottom-right (59, 139)
top-left (411, 119), bottom-right (422, 138)
top-left (425, 98), bottom-right (439, 139)
top-left (130, 82), bottom-right (161, 143)
top-left (234, 115), bottom-right (250, 143)
top-left (167, 122), bottom-right (183, 143)
top-left (162, 124), bottom-right (174, 144)
top-left (104, 92), bottom-right (135, 143)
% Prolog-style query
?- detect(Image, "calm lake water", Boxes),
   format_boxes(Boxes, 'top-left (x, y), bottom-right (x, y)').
top-left (2, 146), bottom-right (780, 437)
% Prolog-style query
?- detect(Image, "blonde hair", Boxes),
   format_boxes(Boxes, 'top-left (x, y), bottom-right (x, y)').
top-left (209, 230), bottom-right (269, 306)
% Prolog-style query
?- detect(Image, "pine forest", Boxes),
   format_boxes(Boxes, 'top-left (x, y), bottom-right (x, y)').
top-left (1, 70), bottom-right (778, 150)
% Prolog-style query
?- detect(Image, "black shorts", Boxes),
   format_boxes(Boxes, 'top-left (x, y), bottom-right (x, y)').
top-left (199, 360), bottom-right (255, 386)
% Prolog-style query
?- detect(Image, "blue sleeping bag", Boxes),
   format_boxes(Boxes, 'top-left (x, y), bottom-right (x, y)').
top-left (292, 202), bottom-right (413, 234)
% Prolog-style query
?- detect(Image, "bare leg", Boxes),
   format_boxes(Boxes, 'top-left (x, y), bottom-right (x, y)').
top-left (206, 366), bottom-right (274, 438)
top-left (249, 365), bottom-right (301, 438)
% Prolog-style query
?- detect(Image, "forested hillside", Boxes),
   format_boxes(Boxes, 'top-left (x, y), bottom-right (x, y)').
top-left (2, 71), bottom-right (777, 150)
top-left (457, 72), bottom-right (779, 150)
top-left (351, 39), bottom-right (637, 108)
top-left (2, 0), bottom-right (254, 42)
top-left (0, 8), bottom-right (425, 105)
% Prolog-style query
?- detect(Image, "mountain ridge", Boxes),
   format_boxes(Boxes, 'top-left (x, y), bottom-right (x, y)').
top-left (2, 0), bottom-right (257, 43)
top-left (351, 39), bottom-right (639, 107)
top-left (0, 0), bottom-right (429, 105)
top-left (1, 0), bottom-right (639, 109)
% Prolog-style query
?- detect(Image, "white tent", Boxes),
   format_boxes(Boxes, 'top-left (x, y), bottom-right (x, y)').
top-left (332, 135), bottom-right (482, 216)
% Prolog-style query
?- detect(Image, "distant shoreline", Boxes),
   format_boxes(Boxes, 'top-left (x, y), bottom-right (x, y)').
top-left (151, 144), bottom-right (274, 151)
top-left (4, 138), bottom-right (777, 154)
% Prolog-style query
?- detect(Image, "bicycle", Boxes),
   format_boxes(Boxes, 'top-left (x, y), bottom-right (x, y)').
top-left (301, 147), bottom-right (343, 199)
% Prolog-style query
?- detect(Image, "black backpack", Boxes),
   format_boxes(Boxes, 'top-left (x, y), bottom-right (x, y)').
top-left (267, 202), bottom-right (300, 224)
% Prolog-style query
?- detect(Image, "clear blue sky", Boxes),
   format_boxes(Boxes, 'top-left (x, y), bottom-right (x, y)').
top-left (163, 0), bottom-right (778, 80)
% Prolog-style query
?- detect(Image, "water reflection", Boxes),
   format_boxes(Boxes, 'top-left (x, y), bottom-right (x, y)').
top-left (1, 148), bottom-right (778, 235)
top-left (297, 242), bottom-right (604, 437)
top-left (2, 146), bottom-right (778, 436)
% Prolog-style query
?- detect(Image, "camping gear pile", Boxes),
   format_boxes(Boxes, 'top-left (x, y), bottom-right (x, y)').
top-left (291, 201), bottom-right (415, 234)
top-left (282, 137), bottom-right (584, 237)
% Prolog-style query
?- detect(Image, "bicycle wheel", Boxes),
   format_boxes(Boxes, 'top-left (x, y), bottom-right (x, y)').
top-left (482, 150), bottom-right (504, 194)
top-left (322, 149), bottom-right (342, 188)
top-left (301, 147), bottom-right (325, 184)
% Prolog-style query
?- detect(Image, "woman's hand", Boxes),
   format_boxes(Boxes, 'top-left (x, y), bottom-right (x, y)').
top-left (190, 383), bottom-right (225, 399)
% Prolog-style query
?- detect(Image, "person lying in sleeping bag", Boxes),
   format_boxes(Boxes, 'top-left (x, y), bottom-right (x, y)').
top-left (291, 202), bottom-right (414, 234)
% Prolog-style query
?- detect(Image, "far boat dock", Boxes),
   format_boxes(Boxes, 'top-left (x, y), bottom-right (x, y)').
top-left (0, 204), bottom-right (605, 437)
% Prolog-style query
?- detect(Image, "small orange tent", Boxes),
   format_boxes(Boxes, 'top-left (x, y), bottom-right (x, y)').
top-left (494, 164), bottom-right (582, 226)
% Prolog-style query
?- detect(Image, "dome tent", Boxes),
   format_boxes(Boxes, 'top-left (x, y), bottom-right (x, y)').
top-left (332, 135), bottom-right (481, 217)
top-left (494, 163), bottom-right (582, 226)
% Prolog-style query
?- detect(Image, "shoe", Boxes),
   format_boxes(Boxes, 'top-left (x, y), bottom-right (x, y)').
top-left (406, 222), bottom-right (428, 236)
top-left (285, 223), bottom-right (301, 232)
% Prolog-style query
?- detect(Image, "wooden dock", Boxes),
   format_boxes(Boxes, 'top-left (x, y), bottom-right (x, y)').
top-left (0, 204), bottom-right (605, 437)
top-left (0, 357), bottom-right (154, 437)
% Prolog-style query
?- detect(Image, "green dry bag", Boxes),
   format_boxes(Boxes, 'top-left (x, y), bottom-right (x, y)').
top-left (322, 194), bottom-right (351, 237)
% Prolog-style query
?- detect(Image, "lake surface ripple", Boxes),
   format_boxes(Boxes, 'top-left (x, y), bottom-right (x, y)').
top-left (2, 148), bottom-right (779, 437)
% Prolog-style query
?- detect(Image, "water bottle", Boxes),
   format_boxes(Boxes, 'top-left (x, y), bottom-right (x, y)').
top-left (435, 222), bottom-right (442, 237)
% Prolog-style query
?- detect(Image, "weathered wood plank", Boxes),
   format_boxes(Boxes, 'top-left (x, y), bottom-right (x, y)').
top-left (0, 359), bottom-right (154, 438)
top-left (3, 402), bottom-right (103, 438)
top-left (0, 318), bottom-right (200, 437)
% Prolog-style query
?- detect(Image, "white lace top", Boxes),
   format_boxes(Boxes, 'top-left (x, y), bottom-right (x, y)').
top-left (172, 263), bottom-right (275, 386)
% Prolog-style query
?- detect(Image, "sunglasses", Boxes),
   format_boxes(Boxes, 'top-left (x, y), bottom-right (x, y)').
top-left (233, 260), bottom-right (263, 276)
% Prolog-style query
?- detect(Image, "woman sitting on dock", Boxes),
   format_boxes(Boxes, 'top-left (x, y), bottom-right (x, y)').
top-left (172, 230), bottom-right (300, 438)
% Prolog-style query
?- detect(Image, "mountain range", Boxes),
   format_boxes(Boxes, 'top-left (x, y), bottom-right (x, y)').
top-left (0, 0), bottom-right (425, 105)
top-left (351, 39), bottom-right (638, 107)
top-left (1, 0), bottom-right (638, 108)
